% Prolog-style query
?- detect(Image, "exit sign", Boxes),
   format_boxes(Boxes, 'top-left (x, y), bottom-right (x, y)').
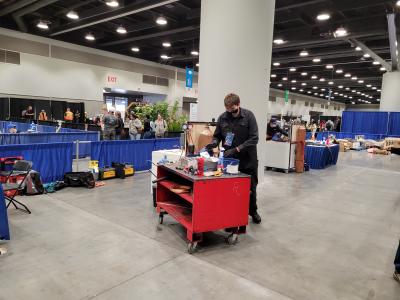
top-left (107, 76), bottom-right (117, 83)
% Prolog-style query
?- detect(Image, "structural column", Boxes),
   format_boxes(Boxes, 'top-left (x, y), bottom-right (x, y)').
top-left (197, 0), bottom-right (276, 177)
top-left (380, 71), bottom-right (400, 111)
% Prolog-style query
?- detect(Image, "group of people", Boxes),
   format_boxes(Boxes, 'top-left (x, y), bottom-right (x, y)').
top-left (101, 107), bottom-right (169, 141)
top-left (21, 105), bottom-right (86, 123)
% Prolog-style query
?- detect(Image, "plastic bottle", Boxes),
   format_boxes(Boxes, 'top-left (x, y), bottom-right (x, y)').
top-left (218, 148), bottom-right (225, 170)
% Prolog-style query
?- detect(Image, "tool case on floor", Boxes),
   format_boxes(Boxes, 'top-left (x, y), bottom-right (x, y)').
top-left (111, 162), bottom-right (135, 179)
top-left (98, 167), bottom-right (116, 180)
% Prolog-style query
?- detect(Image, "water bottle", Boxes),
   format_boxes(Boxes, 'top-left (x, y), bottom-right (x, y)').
top-left (218, 148), bottom-right (225, 171)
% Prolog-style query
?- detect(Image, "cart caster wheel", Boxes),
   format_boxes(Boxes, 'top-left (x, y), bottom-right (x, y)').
top-left (187, 242), bottom-right (198, 254)
top-left (158, 215), bottom-right (164, 224)
top-left (226, 233), bottom-right (238, 245)
top-left (284, 170), bottom-right (289, 174)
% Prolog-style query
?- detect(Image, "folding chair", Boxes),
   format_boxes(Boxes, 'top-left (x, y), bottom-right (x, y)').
top-left (2, 160), bottom-right (33, 214)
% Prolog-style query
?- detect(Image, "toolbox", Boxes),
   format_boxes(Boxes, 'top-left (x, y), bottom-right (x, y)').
top-left (98, 167), bottom-right (116, 180)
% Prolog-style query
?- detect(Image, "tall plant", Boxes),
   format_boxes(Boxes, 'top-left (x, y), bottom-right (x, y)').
top-left (167, 100), bottom-right (187, 132)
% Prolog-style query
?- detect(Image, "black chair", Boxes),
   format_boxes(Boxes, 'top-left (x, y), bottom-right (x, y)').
top-left (2, 160), bottom-right (32, 214)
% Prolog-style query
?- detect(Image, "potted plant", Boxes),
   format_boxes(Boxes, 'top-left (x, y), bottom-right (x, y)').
top-left (166, 100), bottom-right (187, 138)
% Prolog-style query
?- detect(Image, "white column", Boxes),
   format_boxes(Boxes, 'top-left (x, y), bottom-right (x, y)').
top-left (380, 71), bottom-right (400, 111)
top-left (198, 0), bottom-right (276, 177)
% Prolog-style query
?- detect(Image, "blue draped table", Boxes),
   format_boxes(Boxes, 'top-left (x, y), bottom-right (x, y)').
top-left (0, 142), bottom-right (73, 183)
top-left (305, 144), bottom-right (340, 169)
top-left (0, 184), bottom-right (10, 240)
top-left (305, 131), bottom-right (400, 141)
top-left (91, 138), bottom-right (181, 171)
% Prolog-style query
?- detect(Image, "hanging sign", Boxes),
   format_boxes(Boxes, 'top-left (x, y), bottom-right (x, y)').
top-left (284, 90), bottom-right (290, 103)
top-left (186, 67), bottom-right (193, 88)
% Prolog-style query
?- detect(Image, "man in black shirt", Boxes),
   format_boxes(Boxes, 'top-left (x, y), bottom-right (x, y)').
top-left (394, 240), bottom-right (400, 282)
top-left (266, 118), bottom-right (288, 140)
top-left (22, 106), bottom-right (34, 120)
top-left (207, 93), bottom-right (261, 224)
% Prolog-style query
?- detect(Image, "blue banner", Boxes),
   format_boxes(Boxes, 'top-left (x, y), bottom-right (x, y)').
top-left (186, 67), bottom-right (193, 88)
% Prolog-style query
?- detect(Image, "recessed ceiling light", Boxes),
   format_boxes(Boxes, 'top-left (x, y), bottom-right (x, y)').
top-left (351, 76), bottom-right (358, 80)
top-left (311, 75), bottom-right (318, 79)
top-left (160, 54), bottom-right (170, 59)
top-left (106, 0), bottom-right (119, 7)
top-left (191, 50), bottom-right (199, 56)
top-left (357, 92), bottom-right (361, 94)
top-left (308, 91), bottom-right (312, 94)
top-left (352, 90), bottom-right (357, 93)
top-left (344, 95), bottom-right (348, 98)
top-left (116, 26), bottom-right (127, 34)
top-left (85, 33), bottom-right (95, 41)
top-left (326, 64), bottom-right (334, 69)
top-left (196, 63), bottom-right (199, 67)
top-left (289, 67), bottom-right (296, 72)
top-left (334, 27), bottom-right (348, 37)
top-left (271, 74), bottom-right (277, 78)
top-left (380, 67), bottom-right (386, 71)
top-left (339, 94), bottom-right (343, 96)
top-left (319, 78), bottom-right (326, 82)
top-left (321, 88), bottom-right (326, 91)
top-left (372, 87), bottom-right (377, 90)
top-left (291, 87), bottom-right (297, 90)
top-left (131, 47), bottom-right (140, 52)
top-left (320, 94), bottom-right (324, 97)
top-left (273, 39), bottom-right (286, 45)
top-left (338, 85), bottom-right (343, 88)
top-left (336, 69), bottom-right (343, 74)
top-left (291, 80), bottom-right (297, 83)
top-left (301, 83), bottom-right (307, 86)
top-left (273, 62), bottom-right (280, 66)
top-left (344, 73), bottom-right (351, 77)
top-left (351, 102), bottom-right (355, 104)
top-left (358, 80), bottom-right (364, 83)
top-left (301, 72), bottom-right (308, 76)
top-left (312, 58), bottom-right (321, 63)
top-left (278, 83), bottom-right (283, 87)
top-left (156, 16), bottom-right (168, 25)
top-left (345, 87), bottom-right (350, 90)
top-left (355, 46), bottom-right (362, 51)
top-left (349, 96), bottom-right (353, 99)
top-left (363, 53), bottom-right (371, 58)
top-left (366, 84), bottom-right (372, 87)
top-left (313, 86), bottom-right (318, 90)
top-left (378, 89), bottom-right (381, 92)
top-left (373, 61), bottom-right (380, 65)
top-left (162, 42), bottom-right (171, 47)
top-left (282, 77), bottom-right (288, 81)
top-left (334, 92), bottom-right (339, 95)
top-left (328, 81), bottom-right (334, 85)
top-left (299, 89), bottom-right (304, 92)
top-left (300, 50), bottom-right (309, 57)
top-left (66, 11), bottom-right (79, 20)
top-left (316, 13), bottom-right (330, 21)
top-left (37, 20), bottom-right (49, 30)
top-left (397, 0), bottom-right (400, 6)
top-left (314, 93), bottom-right (318, 95)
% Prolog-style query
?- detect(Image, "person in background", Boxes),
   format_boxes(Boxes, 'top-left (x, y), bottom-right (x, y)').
top-left (74, 110), bottom-right (81, 123)
top-left (142, 114), bottom-right (153, 139)
top-left (7, 124), bottom-right (18, 133)
top-left (311, 120), bottom-right (318, 140)
top-left (394, 240), bottom-right (400, 282)
top-left (154, 114), bottom-right (167, 138)
top-left (64, 108), bottom-right (74, 122)
top-left (325, 119), bottom-right (334, 131)
top-left (266, 118), bottom-right (288, 141)
top-left (129, 114), bottom-right (143, 140)
top-left (114, 111), bottom-right (124, 140)
top-left (22, 105), bottom-right (34, 119)
top-left (83, 112), bottom-right (90, 124)
top-left (207, 93), bottom-right (261, 224)
top-left (335, 117), bottom-right (341, 132)
top-left (102, 107), bottom-right (117, 140)
top-left (38, 110), bottom-right (48, 121)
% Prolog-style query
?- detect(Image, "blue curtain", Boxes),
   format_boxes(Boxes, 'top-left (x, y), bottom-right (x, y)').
top-left (0, 184), bottom-right (10, 240)
top-left (305, 145), bottom-right (339, 169)
top-left (0, 142), bottom-right (73, 183)
top-left (388, 112), bottom-right (400, 136)
top-left (91, 138), bottom-right (180, 171)
top-left (341, 111), bottom-right (389, 134)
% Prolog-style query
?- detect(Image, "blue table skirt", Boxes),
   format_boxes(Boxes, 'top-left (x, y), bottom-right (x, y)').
top-left (305, 144), bottom-right (340, 169)
top-left (0, 184), bottom-right (10, 240)
top-left (306, 131), bottom-right (400, 141)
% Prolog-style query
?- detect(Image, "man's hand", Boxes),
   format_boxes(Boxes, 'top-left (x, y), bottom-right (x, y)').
top-left (224, 148), bottom-right (237, 158)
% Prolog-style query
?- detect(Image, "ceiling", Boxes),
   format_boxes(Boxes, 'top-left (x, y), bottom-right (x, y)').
top-left (0, 0), bottom-right (399, 105)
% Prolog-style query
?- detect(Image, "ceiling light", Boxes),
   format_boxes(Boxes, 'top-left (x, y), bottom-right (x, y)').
top-left (344, 95), bottom-right (348, 98)
top-left (289, 67), bottom-right (296, 72)
top-left (37, 20), bottom-right (49, 30)
top-left (273, 39), bottom-right (286, 45)
top-left (351, 76), bottom-right (358, 80)
top-left (160, 54), bottom-right (170, 60)
top-left (334, 92), bottom-right (339, 95)
top-left (339, 94), bottom-right (343, 96)
top-left (162, 42), bottom-right (171, 47)
top-left (291, 80), bottom-right (297, 83)
top-left (321, 88), bottom-right (326, 91)
top-left (116, 26), bottom-right (127, 34)
top-left (372, 87), bottom-right (377, 90)
top-left (352, 90), bottom-right (357, 93)
top-left (336, 69), bottom-right (343, 74)
top-left (312, 58), bottom-right (321, 63)
top-left (345, 87), bottom-right (350, 90)
top-left (314, 93), bottom-right (318, 95)
top-left (85, 33), bottom-right (95, 41)
top-left (106, 0), bottom-right (119, 7)
top-left (273, 62), bottom-right (280, 66)
top-left (311, 75), bottom-right (318, 79)
top-left (299, 89), bottom-right (304, 92)
top-left (397, 0), bottom-right (400, 6)
top-left (357, 92), bottom-right (361, 94)
top-left (338, 85), bottom-right (343, 88)
top-left (300, 50), bottom-right (309, 57)
top-left (326, 64), bottom-right (333, 69)
top-left (282, 77), bottom-right (288, 81)
top-left (313, 86), bottom-right (318, 90)
top-left (363, 53), bottom-right (371, 58)
top-left (271, 74), bottom-right (277, 78)
top-left (319, 78), bottom-right (326, 82)
top-left (66, 11), bottom-right (79, 20)
top-left (131, 47), bottom-right (140, 52)
top-left (349, 96), bottom-right (353, 99)
top-left (156, 16), bottom-right (168, 25)
top-left (366, 84), bottom-right (372, 87)
top-left (196, 63), bottom-right (199, 67)
top-left (355, 46), bottom-right (362, 51)
top-left (301, 72), bottom-right (308, 76)
top-left (320, 94), bottom-right (324, 97)
top-left (373, 61), bottom-right (380, 65)
top-left (317, 13), bottom-right (330, 21)
top-left (334, 27), bottom-right (348, 37)
top-left (328, 81), bottom-right (334, 85)
top-left (351, 102), bottom-right (355, 105)
top-left (191, 50), bottom-right (199, 56)
top-left (378, 89), bottom-right (381, 92)
top-left (291, 87), bottom-right (297, 90)
top-left (308, 91), bottom-right (312, 94)
top-left (358, 80), bottom-right (364, 83)
top-left (301, 83), bottom-right (307, 86)
top-left (344, 73), bottom-right (351, 77)
top-left (380, 67), bottom-right (386, 71)
top-left (278, 83), bottom-right (283, 87)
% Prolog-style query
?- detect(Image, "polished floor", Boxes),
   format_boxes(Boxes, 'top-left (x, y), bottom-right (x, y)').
top-left (1, 151), bottom-right (399, 300)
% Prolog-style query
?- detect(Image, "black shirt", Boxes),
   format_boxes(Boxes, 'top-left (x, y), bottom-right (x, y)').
top-left (266, 124), bottom-right (288, 140)
top-left (213, 108), bottom-right (259, 170)
top-left (143, 118), bottom-right (151, 132)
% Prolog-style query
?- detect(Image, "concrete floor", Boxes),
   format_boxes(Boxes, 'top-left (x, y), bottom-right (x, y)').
top-left (1, 151), bottom-right (400, 300)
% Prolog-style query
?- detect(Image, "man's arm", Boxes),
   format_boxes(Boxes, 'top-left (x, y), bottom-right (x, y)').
top-left (237, 111), bottom-right (259, 151)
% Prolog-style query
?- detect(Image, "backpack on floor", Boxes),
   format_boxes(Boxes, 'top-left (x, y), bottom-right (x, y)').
top-left (64, 172), bottom-right (95, 189)
top-left (25, 170), bottom-right (44, 195)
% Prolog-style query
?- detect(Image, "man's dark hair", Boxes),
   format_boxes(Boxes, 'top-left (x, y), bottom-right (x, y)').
top-left (224, 93), bottom-right (240, 107)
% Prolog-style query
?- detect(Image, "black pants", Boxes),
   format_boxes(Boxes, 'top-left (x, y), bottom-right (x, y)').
top-left (239, 167), bottom-right (258, 215)
top-left (395, 240), bottom-right (400, 272)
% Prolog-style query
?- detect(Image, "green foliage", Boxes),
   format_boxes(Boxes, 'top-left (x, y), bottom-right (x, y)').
top-left (167, 100), bottom-right (187, 132)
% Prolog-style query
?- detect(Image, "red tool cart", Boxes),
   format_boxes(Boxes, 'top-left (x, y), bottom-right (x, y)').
top-left (156, 164), bottom-right (251, 254)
